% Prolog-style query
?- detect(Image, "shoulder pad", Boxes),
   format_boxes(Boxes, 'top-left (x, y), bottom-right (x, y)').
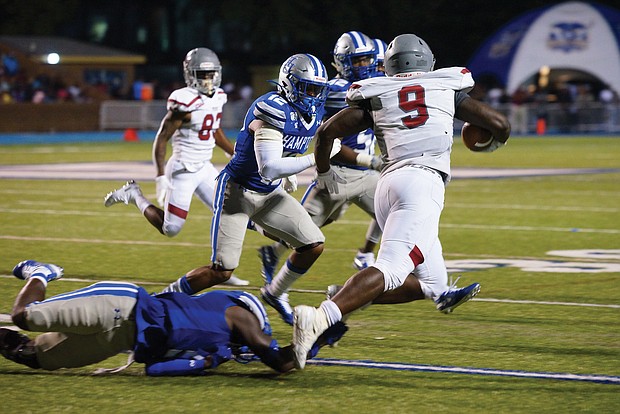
top-left (253, 93), bottom-right (289, 129)
top-left (167, 87), bottom-right (201, 112)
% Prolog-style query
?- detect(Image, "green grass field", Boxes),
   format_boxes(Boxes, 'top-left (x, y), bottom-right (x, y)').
top-left (0, 136), bottom-right (619, 413)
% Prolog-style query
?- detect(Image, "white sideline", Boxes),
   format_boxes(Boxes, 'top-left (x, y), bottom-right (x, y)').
top-left (307, 358), bottom-right (620, 385)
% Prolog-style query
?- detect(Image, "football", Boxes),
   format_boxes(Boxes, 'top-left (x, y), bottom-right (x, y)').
top-left (461, 122), bottom-right (494, 152)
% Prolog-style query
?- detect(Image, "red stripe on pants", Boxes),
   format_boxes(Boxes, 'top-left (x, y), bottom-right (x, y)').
top-left (409, 245), bottom-right (424, 267)
top-left (168, 204), bottom-right (188, 219)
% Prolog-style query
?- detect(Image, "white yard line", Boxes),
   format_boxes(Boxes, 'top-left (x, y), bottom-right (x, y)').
top-left (1, 275), bottom-right (618, 309)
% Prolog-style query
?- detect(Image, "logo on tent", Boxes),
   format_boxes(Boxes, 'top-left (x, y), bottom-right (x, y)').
top-left (489, 27), bottom-right (527, 58)
top-left (547, 22), bottom-right (589, 52)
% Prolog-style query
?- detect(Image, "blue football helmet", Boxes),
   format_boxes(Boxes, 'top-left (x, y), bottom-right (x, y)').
top-left (332, 31), bottom-right (378, 81)
top-left (278, 53), bottom-right (329, 116)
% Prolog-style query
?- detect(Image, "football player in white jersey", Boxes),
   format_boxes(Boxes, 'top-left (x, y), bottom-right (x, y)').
top-left (292, 34), bottom-right (511, 369)
top-left (258, 31), bottom-right (385, 282)
top-left (160, 54), bottom-right (341, 325)
top-left (103, 48), bottom-right (248, 286)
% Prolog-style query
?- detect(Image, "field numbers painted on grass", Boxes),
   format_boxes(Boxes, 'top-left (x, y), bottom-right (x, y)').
top-left (446, 250), bottom-right (620, 273)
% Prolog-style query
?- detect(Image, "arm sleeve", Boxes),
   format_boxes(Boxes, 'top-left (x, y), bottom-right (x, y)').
top-left (455, 91), bottom-right (470, 108)
top-left (145, 358), bottom-right (207, 376)
top-left (254, 126), bottom-right (315, 181)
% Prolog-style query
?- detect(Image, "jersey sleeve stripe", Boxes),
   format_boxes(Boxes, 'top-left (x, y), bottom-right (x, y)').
top-left (254, 101), bottom-right (286, 129)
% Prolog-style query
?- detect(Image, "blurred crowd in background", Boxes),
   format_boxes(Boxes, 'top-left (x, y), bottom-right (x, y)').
top-left (1, 51), bottom-right (618, 135)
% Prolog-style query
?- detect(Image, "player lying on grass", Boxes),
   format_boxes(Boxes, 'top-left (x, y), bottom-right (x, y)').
top-left (0, 261), bottom-right (346, 376)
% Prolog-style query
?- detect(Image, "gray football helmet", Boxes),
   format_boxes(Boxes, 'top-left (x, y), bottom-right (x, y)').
top-left (183, 48), bottom-right (222, 96)
top-left (384, 34), bottom-right (435, 77)
top-left (332, 31), bottom-right (378, 81)
top-left (278, 53), bottom-right (329, 116)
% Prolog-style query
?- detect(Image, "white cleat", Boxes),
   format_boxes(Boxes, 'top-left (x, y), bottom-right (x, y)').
top-left (220, 274), bottom-right (250, 286)
top-left (292, 305), bottom-right (329, 370)
top-left (104, 180), bottom-right (143, 207)
top-left (353, 251), bottom-right (375, 270)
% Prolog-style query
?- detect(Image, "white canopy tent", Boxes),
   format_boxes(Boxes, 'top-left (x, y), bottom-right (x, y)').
top-left (468, 1), bottom-right (620, 94)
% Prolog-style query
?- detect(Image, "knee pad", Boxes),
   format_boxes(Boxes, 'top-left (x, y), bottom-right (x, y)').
top-left (162, 223), bottom-right (183, 237)
top-left (295, 242), bottom-right (323, 254)
top-left (374, 259), bottom-right (414, 292)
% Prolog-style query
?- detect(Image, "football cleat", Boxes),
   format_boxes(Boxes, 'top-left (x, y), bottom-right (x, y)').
top-left (0, 328), bottom-right (39, 368)
top-left (258, 245), bottom-right (279, 285)
top-left (308, 322), bottom-right (349, 359)
top-left (292, 305), bottom-right (329, 369)
top-left (326, 284), bottom-right (342, 300)
top-left (352, 251), bottom-right (375, 270)
top-left (260, 287), bottom-right (294, 325)
top-left (12, 260), bottom-right (63, 283)
top-left (220, 274), bottom-right (250, 286)
top-left (435, 280), bottom-right (481, 314)
top-left (104, 180), bottom-right (143, 207)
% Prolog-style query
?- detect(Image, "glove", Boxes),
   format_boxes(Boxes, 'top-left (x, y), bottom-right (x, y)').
top-left (316, 168), bottom-right (346, 194)
top-left (370, 155), bottom-right (385, 171)
top-left (283, 175), bottom-right (298, 193)
top-left (479, 138), bottom-right (505, 153)
top-left (156, 175), bottom-right (173, 207)
top-left (329, 138), bottom-right (342, 159)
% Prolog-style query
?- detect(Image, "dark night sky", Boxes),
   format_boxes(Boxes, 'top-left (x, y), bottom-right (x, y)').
top-left (1, 0), bottom-right (619, 82)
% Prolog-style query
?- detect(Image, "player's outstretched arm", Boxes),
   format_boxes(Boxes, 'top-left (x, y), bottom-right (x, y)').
top-left (228, 306), bottom-right (296, 372)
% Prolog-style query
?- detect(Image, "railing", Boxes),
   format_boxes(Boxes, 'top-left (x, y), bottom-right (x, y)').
top-left (99, 99), bottom-right (251, 131)
top-left (99, 100), bottom-right (167, 130)
top-left (100, 100), bottom-right (620, 135)
top-left (457, 102), bottom-right (620, 135)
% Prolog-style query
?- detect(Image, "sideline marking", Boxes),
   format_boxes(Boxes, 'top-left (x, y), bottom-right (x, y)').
top-left (308, 358), bottom-right (620, 385)
top-left (473, 297), bottom-right (620, 309)
top-left (0, 161), bottom-right (617, 182)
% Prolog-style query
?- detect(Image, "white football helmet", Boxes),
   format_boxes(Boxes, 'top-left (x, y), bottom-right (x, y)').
top-left (183, 48), bottom-right (222, 96)
top-left (278, 53), bottom-right (329, 116)
top-left (373, 38), bottom-right (388, 75)
top-left (384, 34), bottom-right (435, 77)
top-left (332, 31), bottom-right (378, 81)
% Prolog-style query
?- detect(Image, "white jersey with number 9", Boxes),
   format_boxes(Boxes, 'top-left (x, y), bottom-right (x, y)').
top-left (346, 67), bottom-right (474, 179)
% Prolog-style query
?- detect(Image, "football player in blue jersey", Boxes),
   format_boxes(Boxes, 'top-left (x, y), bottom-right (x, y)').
top-left (373, 38), bottom-right (388, 74)
top-left (259, 31), bottom-right (385, 288)
top-left (1, 260), bottom-right (347, 375)
top-left (160, 54), bottom-right (341, 325)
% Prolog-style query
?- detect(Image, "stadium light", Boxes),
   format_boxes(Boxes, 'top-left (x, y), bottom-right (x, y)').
top-left (46, 53), bottom-right (60, 65)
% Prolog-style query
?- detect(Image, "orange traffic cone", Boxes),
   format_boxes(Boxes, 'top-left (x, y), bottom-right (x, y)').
top-left (536, 118), bottom-right (546, 135)
top-left (123, 128), bottom-right (139, 142)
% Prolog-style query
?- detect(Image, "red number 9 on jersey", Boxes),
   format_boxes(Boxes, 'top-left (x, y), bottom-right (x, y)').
top-left (398, 85), bottom-right (429, 129)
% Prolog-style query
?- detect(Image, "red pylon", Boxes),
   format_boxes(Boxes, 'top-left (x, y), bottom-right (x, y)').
top-left (123, 128), bottom-right (139, 142)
